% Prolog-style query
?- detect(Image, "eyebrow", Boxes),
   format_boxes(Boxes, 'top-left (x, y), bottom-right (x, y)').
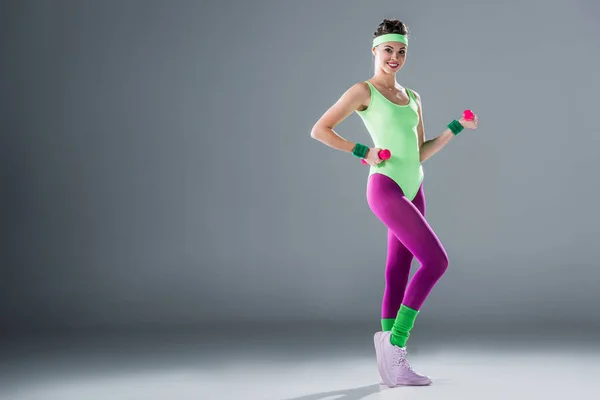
top-left (384, 45), bottom-right (406, 49)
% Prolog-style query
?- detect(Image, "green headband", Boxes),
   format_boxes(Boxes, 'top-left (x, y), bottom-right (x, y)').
top-left (372, 33), bottom-right (408, 48)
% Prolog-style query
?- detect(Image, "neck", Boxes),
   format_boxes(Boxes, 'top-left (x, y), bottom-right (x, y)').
top-left (372, 69), bottom-right (399, 88)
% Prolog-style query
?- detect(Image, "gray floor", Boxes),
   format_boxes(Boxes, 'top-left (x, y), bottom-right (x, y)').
top-left (2, 323), bottom-right (599, 400)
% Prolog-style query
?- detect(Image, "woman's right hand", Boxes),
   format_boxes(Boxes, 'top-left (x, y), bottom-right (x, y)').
top-left (363, 148), bottom-right (384, 166)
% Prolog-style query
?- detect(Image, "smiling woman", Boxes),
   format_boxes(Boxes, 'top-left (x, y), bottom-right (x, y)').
top-left (310, 17), bottom-right (478, 388)
top-left (371, 19), bottom-right (409, 75)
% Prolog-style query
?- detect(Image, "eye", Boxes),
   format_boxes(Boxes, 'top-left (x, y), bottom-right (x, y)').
top-left (399, 49), bottom-right (406, 55)
top-left (385, 48), bottom-right (392, 53)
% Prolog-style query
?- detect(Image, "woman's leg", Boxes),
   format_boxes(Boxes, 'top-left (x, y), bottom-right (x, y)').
top-left (367, 174), bottom-right (448, 347)
top-left (380, 184), bottom-right (426, 331)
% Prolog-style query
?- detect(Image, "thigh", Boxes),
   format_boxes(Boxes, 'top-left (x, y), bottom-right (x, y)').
top-left (387, 183), bottom-right (426, 258)
top-left (411, 183), bottom-right (426, 216)
top-left (386, 227), bottom-right (413, 262)
top-left (368, 175), bottom-right (445, 264)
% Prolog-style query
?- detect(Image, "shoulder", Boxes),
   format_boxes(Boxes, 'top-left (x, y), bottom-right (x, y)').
top-left (346, 81), bottom-right (371, 100)
top-left (336, 81), bottom-right (371, 109)
top-left (406, 87), bottom-right (421, 103)
top-left (407, 88), bottom-right (423, 114)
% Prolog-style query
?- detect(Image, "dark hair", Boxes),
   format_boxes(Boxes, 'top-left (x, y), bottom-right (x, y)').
top-left (373, 19), bottom-right (409, 38)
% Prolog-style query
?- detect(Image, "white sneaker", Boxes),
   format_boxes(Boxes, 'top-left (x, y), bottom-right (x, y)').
top-left (376, 331), bottom-right (432, 387)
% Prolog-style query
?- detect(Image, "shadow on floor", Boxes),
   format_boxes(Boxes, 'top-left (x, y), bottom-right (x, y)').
top-left (281, 383), bottom-right (384, 400)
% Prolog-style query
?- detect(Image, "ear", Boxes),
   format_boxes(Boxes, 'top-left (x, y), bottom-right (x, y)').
top-left (371, 47), bottom-right (376, 56)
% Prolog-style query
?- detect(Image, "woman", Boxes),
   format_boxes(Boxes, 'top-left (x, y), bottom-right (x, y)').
top-left (310, 19), bottom-right (478, 387)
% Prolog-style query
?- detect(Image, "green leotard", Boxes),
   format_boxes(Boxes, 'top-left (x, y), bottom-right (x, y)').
top-left (355, 81), bottom-right (424, 201)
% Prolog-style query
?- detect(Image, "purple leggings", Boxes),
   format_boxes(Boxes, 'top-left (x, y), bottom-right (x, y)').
top-left (366, 173), bottom-right (449, 318)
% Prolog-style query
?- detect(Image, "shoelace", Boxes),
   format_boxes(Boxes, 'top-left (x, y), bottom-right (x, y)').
top-left (392, 348), bottom-right (415, 371)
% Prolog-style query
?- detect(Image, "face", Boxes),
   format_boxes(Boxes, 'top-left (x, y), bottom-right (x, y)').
top-left (372, 42), bottom-right (407, 73)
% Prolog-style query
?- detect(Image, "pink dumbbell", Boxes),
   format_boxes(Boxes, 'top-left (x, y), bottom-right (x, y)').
top-left (361, 148), bottom-right (391, 165)
top-left (463, 109), bottom-right (475, 121)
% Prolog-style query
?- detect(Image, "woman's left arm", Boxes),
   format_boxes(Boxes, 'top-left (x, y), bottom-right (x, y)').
top-left (413, 90), bottom-right (477, 163)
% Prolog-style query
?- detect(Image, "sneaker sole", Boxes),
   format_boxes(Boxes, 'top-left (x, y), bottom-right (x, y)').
top-left (373, 332), bottom-right (384, 383)
top-left (396, 377), bottom-right (433, 386)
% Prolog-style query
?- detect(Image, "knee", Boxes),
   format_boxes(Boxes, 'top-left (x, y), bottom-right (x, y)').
top-left (436, 251), bottom-right (449, 277)
top-left (425, 249), bottom-right (449, 278)
top-left (438, 252), bottom-right (449, 275)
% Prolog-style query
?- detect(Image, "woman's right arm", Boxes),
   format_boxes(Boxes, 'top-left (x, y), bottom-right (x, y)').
top-left (310, 82), bottom-right (375, 157)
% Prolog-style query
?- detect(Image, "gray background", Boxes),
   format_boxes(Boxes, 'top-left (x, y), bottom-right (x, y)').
top-left (3, 0), bottom-right (600, 335)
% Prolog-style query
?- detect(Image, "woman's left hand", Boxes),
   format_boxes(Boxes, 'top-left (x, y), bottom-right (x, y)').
top-left (460, 114), bottom-right (478, 130)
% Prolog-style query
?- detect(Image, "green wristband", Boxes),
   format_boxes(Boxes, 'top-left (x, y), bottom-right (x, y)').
top-left (352, 143), bottom-right (369, 158)
top-left (448, 119), bottom-right (464, 135)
